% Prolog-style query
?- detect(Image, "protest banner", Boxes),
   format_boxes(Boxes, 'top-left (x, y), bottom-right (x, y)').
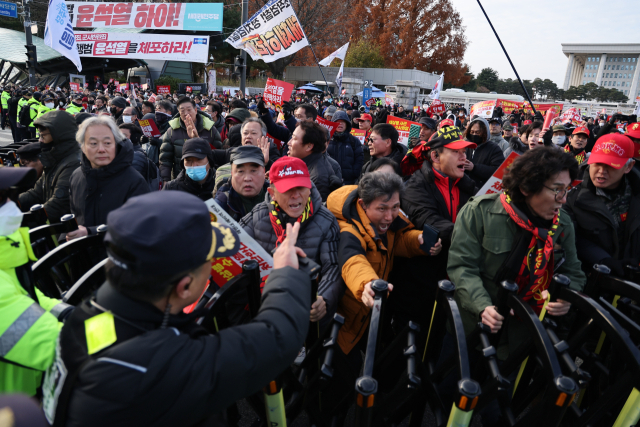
top-left (351, 128), bottom-right (366, 144)
top-left (186, 86), bottom-right (192, 93)
top-left (470, 100), bottom-right (496, 119)
top-left (298, 89), bottom-right (306, 95)
top-left (475, 152), bottom-right (519, 196)
top-left (263, 78), bottom-right (294, 107)
top-left (138, 119), bottom-right (162, 137)
top-left (225, 0), bottom-right (308, 63)
top-left (69, 82), bottom-right (80, 92)
top-left (67, 2), bottom-right (222, 31)
top-left (267, 133), bottom-right (284, 150)
top-left (385, 93), bottom-right (395, 106)
top-left (386, 115), bottom-right (421, 146)
top-left (413, 106), bottom-right (419, 113)
top-left (523, 102), bottom-right (563, 115)
top-left (316, 116), bottom-right (338, 138)
top-left (561, 107), bottom-right (581, 124)
top-left (430, 99), bottom-right (445, 115)
top-left (205, 199), bottom-right (273, 283)
top-left (75, 31), bottom-right (209, 63)
top-left (148, 94), bottom-right (156, 103)
top-left (156, 85), bottom-right (170, 94)
top-left (365, 98), bottom-right (375, 107)
top-left (119, 83), bottom-right (128, 92)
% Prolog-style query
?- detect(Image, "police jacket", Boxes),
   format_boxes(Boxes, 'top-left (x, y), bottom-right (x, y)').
top-left (564, 165), bottom-right (640, 267)
top-left (43, 267), bottom-right (311, 427)
top-left (18, 111), bottom-right (81, 223)
top-left (70, 139), bottom-right (149, 234)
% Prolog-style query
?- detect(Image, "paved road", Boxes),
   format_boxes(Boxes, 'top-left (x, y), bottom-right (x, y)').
top-left (0, 127), bottom-right (15, 147)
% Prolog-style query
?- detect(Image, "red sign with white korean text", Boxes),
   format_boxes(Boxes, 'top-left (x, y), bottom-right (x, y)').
top-left (157, 85), bottom-right (170, 94)
top-left (138, 119), bottom-right (162, 137)
top-left (119, 83), bottom-right (128, 92)
top-left (315, 116), bottom-right (339, 138)
top-left (263, 78), bottom-right (294, 107)
top-left (350, 128), bottom-right (366, 144)
top-left (69, 82), bottom-right (80, 92)
top-left (430, 99), bottom-right (445, 115)
top-left (386, 115), bottom-right (421, 146)
top-left (475, 152), bottom-right (519, 196)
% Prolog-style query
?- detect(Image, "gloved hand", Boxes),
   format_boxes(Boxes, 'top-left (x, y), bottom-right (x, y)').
top-left (150, 137), bottom-right (161, 147)
top-left (140, 135), bottom-right (149, 145)
top-left (257, 99), bottom-right (268, 115)
top-left (282, 101), bottom-right (294, 120)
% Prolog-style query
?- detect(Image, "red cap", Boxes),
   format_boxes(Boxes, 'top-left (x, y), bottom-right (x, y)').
top-left (588, 134), bottom-right (635, 169)
top-left (269, 157), bottom-right (312, 193)
top-left (440, 119), bottom-right (454, 127)
top-left (356, 113), bottom-right (373, 122)
top-left (626, 122), bottom-right (640, 139)
top-left (523, 120), bottom-right (533, 125)
top-left (572, 126), bottom-right (590, 137)
top-left (446, 140), bottom-right (477, 150)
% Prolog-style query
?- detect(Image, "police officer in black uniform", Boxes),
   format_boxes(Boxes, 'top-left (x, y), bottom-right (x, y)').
top-left (43, 191), bottom-right (312, 427)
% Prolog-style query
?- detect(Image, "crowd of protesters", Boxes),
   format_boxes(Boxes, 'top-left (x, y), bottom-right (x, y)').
top-left (0, 80), bottom-right (639, 426)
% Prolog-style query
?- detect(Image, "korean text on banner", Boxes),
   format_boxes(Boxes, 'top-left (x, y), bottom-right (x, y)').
top-left (67, 2), bottom-right (223, 31)
top-left (386, 115), bottom-right (421, 146)
top-left (475, 152), bottom-right (519, 196)
top-left (69, 82), bottom-right (80, 92)
top-left (156, 85), bottom-right (170, 94)
top-left (119, 83), bottom-right (128, 92)
top-left (316, 117), bottom-right (338, 138)
top-left (205, 199), bottom-right (273, 284)
top-left (430, 99), bottom-right (445, 115)
top-left (470, 100), bottom-right (496, 119)
top-left (225, 0), bottom-right (309, 64)
top-left (75, 31), bottom-right (209, 63)
top-left (138, 119), bottom-right (161, 137)
top-left (351, 128), bottom-right (366, 144)
top-left (561, 107), bottom-right (581, 124)
top-left (263, 78), bottom-right (294, 107)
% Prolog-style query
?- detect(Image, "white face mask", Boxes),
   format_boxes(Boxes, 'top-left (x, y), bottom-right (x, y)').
top-left (0, 200), bottom-right (24, 236)
top-left (45, 102), bottom-right (54, 109)
top-left (123, 116), bottom-right (133, 123)
top-left (552, 135), bottom-right (566, 145)
top-left (599, 122), bottom-right (605, 126)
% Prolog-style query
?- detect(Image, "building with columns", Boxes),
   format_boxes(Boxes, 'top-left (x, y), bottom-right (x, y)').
top-left (562, 43), bottom-right (640, 101)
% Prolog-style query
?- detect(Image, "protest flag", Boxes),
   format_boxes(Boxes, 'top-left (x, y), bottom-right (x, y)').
top-left (319, 42), bottom-right (350, 66)
top-left (335, 61), bottom-right (344, 95)
top-left (44, 0), bottom-right (82, 72)
top-left (428, 73), bottom-right (444, 100)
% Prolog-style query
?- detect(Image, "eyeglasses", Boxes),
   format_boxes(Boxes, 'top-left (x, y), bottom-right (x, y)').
top-left (543, 185), bottom-right (576, 202)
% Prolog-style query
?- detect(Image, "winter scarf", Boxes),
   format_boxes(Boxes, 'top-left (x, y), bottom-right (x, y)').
top-left (269, 197), bottom-right (313, 247)
top-left (564, 144), bottom-right (586, 165)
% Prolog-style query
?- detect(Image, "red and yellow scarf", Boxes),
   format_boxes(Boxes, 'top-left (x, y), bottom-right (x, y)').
top-left (564, 144), bottom-right (586, 164)
top-left (269, 197), bottom-right (314, 248)
top-left (500, 193), bottom-right (559, 313)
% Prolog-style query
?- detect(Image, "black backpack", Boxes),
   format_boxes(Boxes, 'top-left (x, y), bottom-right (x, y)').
top-left (19, 102), bottom-right (33, 127)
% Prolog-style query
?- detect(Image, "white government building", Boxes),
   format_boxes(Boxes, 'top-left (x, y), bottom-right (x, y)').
top-left (562, 43), bottom-right (640, 100)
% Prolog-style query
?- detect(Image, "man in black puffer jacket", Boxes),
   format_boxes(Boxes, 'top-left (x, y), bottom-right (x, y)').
top-left (240, 157), bottom-right (342, 328)
top-left (327, 110), bottom-right (363, 185)
top-left (19, 111), bottom-right (81, 223)
top-left (67, 117), bottom-right (149, 240)
top-left (163, 138), bottom-right (216, 201)
top-left (360, 123), bottom-right (406, 178)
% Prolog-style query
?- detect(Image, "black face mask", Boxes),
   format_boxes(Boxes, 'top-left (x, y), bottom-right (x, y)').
top-left (110, 106), bottom-right (118, 115)
top-left (469, 135), bottom-right (484, 144)
top-left (40, 141), bottom-right (53, 152)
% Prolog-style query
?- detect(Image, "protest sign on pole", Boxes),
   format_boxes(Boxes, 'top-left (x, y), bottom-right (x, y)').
top-left (75, 32), bottom-right (209, 63)
top-left (475, 152), bottom-right (519, 196)
top-left (428, 73), bottom-right (444, 100)
top-left (263, 78), bottom-right (294, 108)
top-left (385, 93), bottom-right (395, 107)
top-left (45, 0), bottom-right (83, 72)
top-left (430, 99), bottom-right (445, 115)
top-left (350, 128), bottom-right (366, 144)
top-left (318, 42), bottom-right (349, 66)
top-left (316, 116), bottom-right (338, 138)
top-left (138, 119), bottom-right (162, 137)
top-left (69, 82), bottom-right (80, 92)
top-left (67, 2), bottom-right (223, 31)
top-left (156, 85), bottom-right (170, 94)
top-left (225, 0), bottom-right (309, 64)
top-left (470, 100), bottom-right (496, 119)
top-left (335, 61), bottom-right (344, 95)
top-left (208, 69), bottom-right (216, 95)
top-left (386, 115), bottom-right (421, 146)
top-left (561, 107), bottom-right (581, 124)
top-left (119, 83), bottom-right (128, 92)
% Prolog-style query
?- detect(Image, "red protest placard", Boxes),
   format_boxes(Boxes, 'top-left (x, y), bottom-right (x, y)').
top-left (365, 98), bottom-right (375, 107)
top-left (316, 116), bottom-right (339, 138)
top-left (69, 82), bottom-right (80, 92)
top-left (138, 119), bottom-right (162, 137)
top-left (119, 83), bottom-right (128, 92)
top-left (386, 115), bottom-right (421, 146)
top-left (430, 99), bottom-right (445, 115)
top-left (561, 107), bottom-right (581, 124)
top-left (186, 86), bottom-right (193, 93)
top-left (114, 80), bottom-right (119, 87)
top-left (264, 78), bottom-right (294, 107)
top-left (148, 94), bottom-right (156, 103)
top-left (470, 100), bottom-right (496, 119)
top-left (350, 128), bottom-right (366, 144)
top-left (156, 85), bottom-right (170, 95)
top-left (475, 152), bottom-right (519, 196)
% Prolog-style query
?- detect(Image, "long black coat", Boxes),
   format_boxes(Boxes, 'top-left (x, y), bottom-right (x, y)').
top-left (70, 139), bottom-right (149, 234)
top-left (464, 140), bottom-right (504, 188)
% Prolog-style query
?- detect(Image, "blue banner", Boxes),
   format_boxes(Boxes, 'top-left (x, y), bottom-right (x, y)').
top-left (183, 3), bottom-right (223, 31)
top-left (0, 1), bottom-right (17, 18)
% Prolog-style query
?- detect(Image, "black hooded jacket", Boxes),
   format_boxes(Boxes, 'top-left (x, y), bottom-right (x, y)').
top-left (18, 111), bottom-right (81, 222)
top-left (327, 111), bottom-right (364, 184)
top-left (69, 139), bottom-right (149, 234)
top-left (162, 169), bottom-right (216, 201)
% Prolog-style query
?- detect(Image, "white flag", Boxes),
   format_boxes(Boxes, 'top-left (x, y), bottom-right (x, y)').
top-left (44, 0), bottom-right (82, 72)
top-left (319, 42), bottom-right (349, 67)
top-left (428, 73), bottom-right (444, 100)
top-left (225, 0), bottom-right (309, 64)
top-left (634, 102), bottom-right (640, 117)
top-left (335, 61), bottom-right (344, 94)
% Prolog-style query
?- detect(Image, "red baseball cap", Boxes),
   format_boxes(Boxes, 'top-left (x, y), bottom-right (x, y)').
top-left (588, 134), bottom-right (635, 169)
top-left (626, 122), bottom-right (640, 139)
top-left (572, 126), bottom-right (590, 137)
top-left (439, 119), bottom-right (454, 128)
top-left (269, 157), bottom-right (312, 193)
top-left (356, 113), bottom-right (373, 122)
top-left (523, 120), bottom-right (533, 125)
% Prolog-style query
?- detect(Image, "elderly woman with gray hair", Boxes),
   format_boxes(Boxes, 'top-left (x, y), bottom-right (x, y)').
top-left (66, 116), bottom-right (149, 240)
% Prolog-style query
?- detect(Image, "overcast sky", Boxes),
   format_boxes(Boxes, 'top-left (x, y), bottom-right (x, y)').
top-left (453, 0), bottom-right (640, 87)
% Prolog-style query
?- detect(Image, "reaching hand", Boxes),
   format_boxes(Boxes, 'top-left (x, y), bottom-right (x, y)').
top-left (257, 136), bottom-right (270, 165)
top-left (66, 225), bottom-right (88, 241)
top-left (481, 306), bottom-right (504, 333)
top-left (361, 281), bottom-right (394, 308)
top-left (273, 222), bottom-right (307, 270)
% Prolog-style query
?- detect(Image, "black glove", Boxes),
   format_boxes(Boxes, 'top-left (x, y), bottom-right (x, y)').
top-left (282, 101), bottom-right (293, 120)
top-left (150, 137), bottom-right (161, 147)
top-left (140, 135), bottom-right (149, 145)
top-left (257, 99), bottom-right (268, 115)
